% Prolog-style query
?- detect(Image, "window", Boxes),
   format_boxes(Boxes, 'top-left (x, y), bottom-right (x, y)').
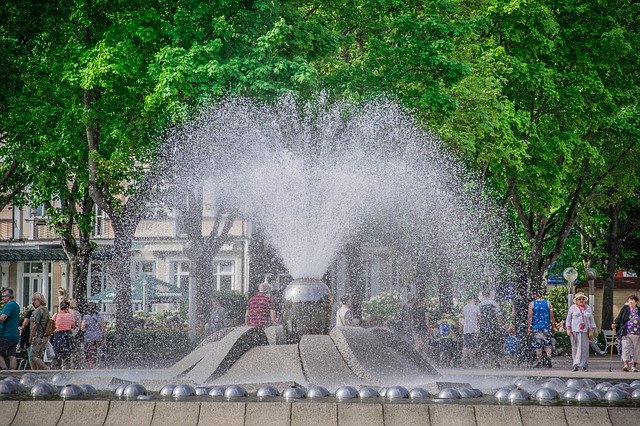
top-left (94, 206), bottom-right (107, 237)
top-left (213, 260), bottom-right (235, 291)
top-left (134, 260), bottom-right (156, 276)
top-left (32, 204), bottom-right (45, 218)
top-left (88, 261), bottom-right (111, 312)
top-left (170, 261), bottom-right (190, 288)
top-left (21, 262), bottom-right (50, 308)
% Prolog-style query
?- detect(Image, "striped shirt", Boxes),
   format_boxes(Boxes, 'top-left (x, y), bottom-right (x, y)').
top-left (53, 311), bottom-right (76, 331)
top-left (246, 292), bottom-right (273, 326)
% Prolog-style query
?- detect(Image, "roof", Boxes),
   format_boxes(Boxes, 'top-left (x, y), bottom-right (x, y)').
top-left (0, 247), bottom-right (68, 261)
top-left (576, 277), bottom-right (640, 290)
top-left (88, 275), bottom-right (183, 303)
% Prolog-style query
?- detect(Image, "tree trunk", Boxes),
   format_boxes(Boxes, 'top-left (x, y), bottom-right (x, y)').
top-left (110, 221), bottom-right (134, 353)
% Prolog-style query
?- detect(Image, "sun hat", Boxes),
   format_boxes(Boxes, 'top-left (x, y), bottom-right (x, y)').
top-left (573, 292), bottom-right (587, 302)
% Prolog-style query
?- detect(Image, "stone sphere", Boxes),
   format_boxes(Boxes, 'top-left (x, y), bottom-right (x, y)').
top-left (566, 379), bottom-right (584, 390)
top-left (20, 373), bottom-right (40, 387)
top-left (494, 388), bottom-right (512, 402)
top-left (595, 381), bottom-right (613, 391)
top-left (123, 383), bottom-right (147, 399)
top-left (306, 386), bottom-right (330, 399)
top-left (335, 386), bottom-right (359, 400)
top-left (195, 386), bottom-right (210, 396)
top-left (409, 388), bottom-right (431, 400)
top-left (282, 387), bottom-right (305, 399)
top-left (208, 386), bottom-right (226, 397)
top-left (256, 385), bottom-right (279, 398)
top-left (507, 389), bottom-right (530, 403)
top-left (159, 384), bottom-right (177, 397)
top-left (534, 387), bottom-right (559, 401)
top-left (582, 379), bottom-right (596, 389)
top-left (79, 384), bottom-right (97, 396)
top-left (30, 382), bottom-right (57, 398)
top-left (630, 388), bottom-right (640, 399)
top-left (358, 387), bottom-right (380, 399)
top-left (385, 386), bottom-right (409, 400)
top-left (224, 385), bottom-right (247, 399)
top-left (173, 384), bottom-right (196, 398)
top-left (605, 388), bottom-right (628, 402)
top-left (563, 388), bottom-right (578, 400)
top-left (438, 388), bottom-right (461, 399)
top-left (60, 384), bottom-right (85, 399)
top-left (574, 389), bottom-right (597, 402)
top-left (52, 372), bottom-right (72, 386)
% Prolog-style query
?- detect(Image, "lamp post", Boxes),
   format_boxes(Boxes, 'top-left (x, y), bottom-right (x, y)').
top-left (586, 268), bottom-right (597, 308)
top-left (563, 267), bottom-right (578, 308)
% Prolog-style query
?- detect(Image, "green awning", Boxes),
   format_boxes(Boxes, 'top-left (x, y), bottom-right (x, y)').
top-left (88, 275), bottom-right (184, 304)
top-left (0, 248), bottom-right (68, 261)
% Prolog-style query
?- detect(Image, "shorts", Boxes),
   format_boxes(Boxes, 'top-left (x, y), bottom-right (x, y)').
top-left (463, 333), bottom-right (478, 349)
top-left (0, 339), bottom-right (19, 357)
top-left (531, 330), bottom-right (552, 349)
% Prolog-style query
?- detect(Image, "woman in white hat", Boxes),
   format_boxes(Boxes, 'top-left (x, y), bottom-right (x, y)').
top-left (565, 292), bottom-right (597, 371)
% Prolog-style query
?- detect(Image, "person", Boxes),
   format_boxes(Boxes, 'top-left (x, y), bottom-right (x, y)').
top-left (436, 313), bottom-right (457, 366)
top-left (207, 297), bottom-right (228, 334)
top-left (52, 300), bottom-right (79, 369)
top-left (68, 299), bottom-right (83, 369)
top-left (81, 303), bottom-right (105, 369)
top-left (336, 294), bottom-right (354, 327)
top-left (0, 289), bottom-right (21, 370)
top-left (409, 295), bottom-right (429, 358)
top-left (461, 297), bottom-right (480, 366)
top-left (527, 290), bottom-right (555, 368)
top-left (19, 309), bottom-right (33, 352)
top-left (478, 292), bottom-right (503, 367)
top-left (245, 282), bottom-right (276, 327)
top-left (504, 323), bottom-right (518, 360)
top-left (565, 292), bottom-right (596, 372)
top-left (613, 294), bottom-right (640, 372)
top-left (29, 292), bottom-right (51, 370)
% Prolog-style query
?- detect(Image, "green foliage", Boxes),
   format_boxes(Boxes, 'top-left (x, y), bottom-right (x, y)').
top-left (361, 290), bottom-right (403, 326)
top-left (553, 330), bottom-right (570, 356)
top-left (105, 328), bottom-right (197, 368)
top-left (212, 290), bottom-right (248, 325)
top-left (547, 285), bottom-right (569, 324)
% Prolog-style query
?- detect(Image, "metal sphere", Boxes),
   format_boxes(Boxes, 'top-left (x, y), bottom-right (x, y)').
top-left (159, 384), bottom-right (177, 397)
top-left (457, 388), bottom-right (477, 399)
top-left (574, 389), bottom-right (597, 402)
top-left (172, 384), bottom-right (196, 398)
top-left (306, 386), bottom-right (330, 399)
top-left (378, 387), bottom-right (387, 398)
top-left (534, 387), bottom-right (559, 401)
top-left (507, 389), bottom-right (530, 403)
top-left (52, 372), bottom-right (72, 386)
top-left (563, 388), bottom-right (578, 400)
top-left (208, 386), bottom-right (226, 397)
top-left (195, 387), bottom-right (210, 396)
top-left (614, 383), bottom-right (632, 392)
top-left (566, 379), bottom-right (584, 390)
top-left (630, 388), bottom-right (640, 399)
top-left (0, 380), bottom-right (20, 395)
top-left (409, 388), bottom-right (431, 400)
top-left (582, 379), bottom-right (596, 389)
top-left (60, 384), bottom-right (84, 399)
top-left (79, 384), bottom-right (97, 396)
top-left (137, 395), bottom-right (152, 400)
top-left (605, 388), bottom-right (628, 402)
top-left (358, 387), bottom-right (380, 399)
top-left (630, 380), bottom-right (640, 388)
top-left (114, 384), bottom-right (128, 398)
top-left (494, 388), bottom-right (512, 402)
top-left (30, 382), bottom-right (57, 398)
top-left (438, 388), bottom-right (462, 399)
top-left (595, 381), bottom-right (613, 391)
top-left (123, 383), bottom-right (147, 399)
top-left (256, 385), bottom-right (279, 398)
top-left (335, 386), bottom-right (359, 400)
top-left (224, 385), bottom-right (247, 399)
top-left (591, 389), bottom-right (606, 399)
top-left (282, 386), bottom-right (305, 399)
top-left (385, 386), bottom-right (409, 400)
top-left (514, 378), bottom-right (533, 389)
top-left (20, 373), bottom-right (40, 387)
top-left (470, 389), bottom-right (484, 398)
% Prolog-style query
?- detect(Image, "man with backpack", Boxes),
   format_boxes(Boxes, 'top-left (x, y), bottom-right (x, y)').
top-left (527, 290), bottom-right (555, 368)
top-left (29, 292), bottom-right (51, 370)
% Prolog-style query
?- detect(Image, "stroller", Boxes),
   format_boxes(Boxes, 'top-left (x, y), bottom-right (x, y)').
top-left (15, 347), bottom-right (30, 370)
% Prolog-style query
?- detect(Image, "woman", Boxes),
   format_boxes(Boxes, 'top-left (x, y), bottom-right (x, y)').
top-left (565, 292), bottom-right (596, 372)
top-left (613, 294), bottom-right (640, 372)
top-left (52, 300), bottom-right (78, 369)
top-left (29, 292), bottom-right (51, 370)
top-left (81, 303), bottom-right (105, 368)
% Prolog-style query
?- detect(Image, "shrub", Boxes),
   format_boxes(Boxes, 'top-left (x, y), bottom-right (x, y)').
top-left (547, 285), bottom-right (569, 323)
top-left (361, 291), bottom-right (403, 326)
top-left (105, 328), bottom-right (197, 368)
top-left (213, 290), bottom-right (248, 325)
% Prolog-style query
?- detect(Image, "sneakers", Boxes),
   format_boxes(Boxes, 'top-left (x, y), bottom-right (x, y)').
top-left (572, 365), bottom-right (579, 372)
top-left (533, 361), bottom-right (542, 368)
top-left (632, 367), bottom-right (639, 372)
top-left (623, 366), bottom-right (629, 372)
top-left (582, 366), bottom-right (588, 372)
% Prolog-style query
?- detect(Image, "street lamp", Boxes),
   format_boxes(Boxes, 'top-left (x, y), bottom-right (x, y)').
top-left (563, 267), bottom-right (578, 307)
top-left (586, 268), bottom-right (597, 308)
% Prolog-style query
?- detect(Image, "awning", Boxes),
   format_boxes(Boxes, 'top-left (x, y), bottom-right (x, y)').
top-left (88, 275), bottom-right (184, 304)
top-left (0, 248), bottom-right (68, 261)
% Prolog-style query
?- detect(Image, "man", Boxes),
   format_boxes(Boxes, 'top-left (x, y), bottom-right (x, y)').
top-left (29, 292), bottom-right (51, 370)
top-left (245, 282), bottom-right (276, 326)
top-left (528, 290), bottom-right (555, 368)
top-left (336, 294), bottom-right (354, 326)
top-left (461, 296), bottom-right (480, 366)
top-left (0, 289), bottom-right (21, 370)
top-left (478, 292), bottom-right (503, 367)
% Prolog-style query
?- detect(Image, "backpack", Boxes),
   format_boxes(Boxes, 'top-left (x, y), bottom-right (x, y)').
top-left (44, 318), bottom-right (56, 337)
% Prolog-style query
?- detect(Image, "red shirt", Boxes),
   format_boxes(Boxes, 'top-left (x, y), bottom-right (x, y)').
top-left (53, 310), bottom-right (76, 331)
top-left (246, 292), bottom-right (273, 326)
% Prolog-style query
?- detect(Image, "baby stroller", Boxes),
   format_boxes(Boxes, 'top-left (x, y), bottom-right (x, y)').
top-left (15, 347), bottom-right (30, 370)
